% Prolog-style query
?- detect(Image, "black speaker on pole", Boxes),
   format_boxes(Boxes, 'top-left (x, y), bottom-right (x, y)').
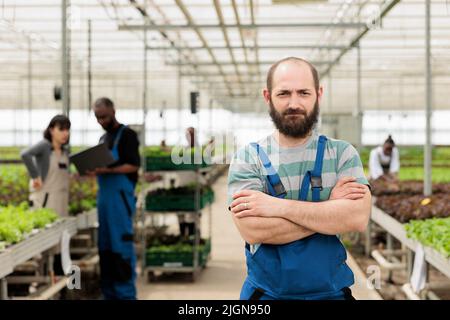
top-left (53, 85), bottom-right (62, 101)
top-left (190, 91), bottom-right (199, 114)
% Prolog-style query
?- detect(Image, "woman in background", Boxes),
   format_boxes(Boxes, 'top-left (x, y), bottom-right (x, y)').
top-left (21, 114), bottom-right (71, 217)
top-left (369, 135), bottom-right (400, 182)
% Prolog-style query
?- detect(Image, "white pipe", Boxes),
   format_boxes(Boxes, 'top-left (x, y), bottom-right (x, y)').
top-left (33, 277), bottom-right (68, 300)
top-left (426, 291), bottom-right (441, 300)
top-left (371, 249), bottom-right (406, 270)
top-left (402, 283), bottom-right (421, 300)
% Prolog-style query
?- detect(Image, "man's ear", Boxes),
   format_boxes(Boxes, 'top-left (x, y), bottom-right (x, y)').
top-left (317, 85), bottom-right (324, 104)
top-left (262, 88), bottom-right (271, 105)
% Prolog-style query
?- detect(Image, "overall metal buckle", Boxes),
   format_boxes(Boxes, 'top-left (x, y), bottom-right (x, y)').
top-left (310, 176), bottom-right (323, 191)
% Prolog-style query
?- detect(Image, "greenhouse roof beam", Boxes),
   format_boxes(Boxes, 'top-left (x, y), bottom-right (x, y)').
top-left (249, 0), bottom-right (261, 103)
top-left (170, 61), bottom-right (331, 66)
top-left (322, 0), bottom-right (401, 77)
top-left (213, 0), bottom-right (244, 96)
top-left (146, 44), bottom-right (348, 50)
top-left (181, 72), bottom-right (262, 77)
top-left (231, 0), bottom-right (249, 66)
top-left (128, 0), bottom-right (230, 104)
top-left (173, 0), bottom-right (234, 97)
top-left (118, 22), bottom-right (368, 31)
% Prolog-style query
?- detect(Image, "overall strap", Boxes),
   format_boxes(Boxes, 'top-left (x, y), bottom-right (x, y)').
top-left (299, 135), bottom-right (328, 202)
top-left (250, 143), bottom-right (286, 199)
top-left (113, 125), bottom-right (127, 149)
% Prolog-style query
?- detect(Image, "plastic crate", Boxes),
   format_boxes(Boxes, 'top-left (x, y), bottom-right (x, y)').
top-left (145, 189), bottom-right (214, 211)
top-left (145, 156), bottom-right (210, 171)
top-left (145, 240), bottom-right (211, 267)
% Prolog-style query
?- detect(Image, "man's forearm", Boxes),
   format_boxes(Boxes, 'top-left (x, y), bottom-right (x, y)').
top-left (110, 164), bottom-right (139, 174)
top-left (232, 215), bottom-right (314, 245)
top-left (278, 192), bottom-right (371, 235)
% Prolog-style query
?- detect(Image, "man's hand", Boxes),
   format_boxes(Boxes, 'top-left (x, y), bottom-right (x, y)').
top-left (94, 167), bottom-right (113, 174)
top-left (330, 176), bottom-right (368, 200)
top-left (230, 190), bottom-right (281, 218)
top-left (85, 170), bottom-right (96, 177)
top-left (85, 167), bottom-right (113, 176)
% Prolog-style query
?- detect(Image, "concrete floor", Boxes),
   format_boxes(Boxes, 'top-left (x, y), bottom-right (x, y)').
top-left (137, 173), bottom-right (381, 300)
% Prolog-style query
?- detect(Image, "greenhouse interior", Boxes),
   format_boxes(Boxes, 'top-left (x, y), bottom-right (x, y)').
top-left (0, 0), bottom-right (449, 301)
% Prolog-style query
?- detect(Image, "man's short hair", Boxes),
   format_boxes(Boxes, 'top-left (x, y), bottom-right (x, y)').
top-left (94, 97), bottom-right (115, 109)
top-left (266, 57), bottom-right (320, 95)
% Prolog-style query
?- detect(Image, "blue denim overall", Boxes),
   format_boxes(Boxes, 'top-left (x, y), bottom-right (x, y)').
top-left (97, 125), bottom-right (137, 299)
top-left (240, 135), bottom-right (354, 300)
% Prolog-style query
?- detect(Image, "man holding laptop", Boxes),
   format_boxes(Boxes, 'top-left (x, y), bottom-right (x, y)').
top-left (89, 97), bottom-right (140, 300)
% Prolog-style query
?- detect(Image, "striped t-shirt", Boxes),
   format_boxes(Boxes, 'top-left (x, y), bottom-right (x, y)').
top-left (228, 132), bottom-right (369, 205)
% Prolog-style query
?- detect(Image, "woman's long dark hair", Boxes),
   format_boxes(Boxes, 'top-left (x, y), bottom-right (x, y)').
top-left (43, 114), bottom-right (71, 145)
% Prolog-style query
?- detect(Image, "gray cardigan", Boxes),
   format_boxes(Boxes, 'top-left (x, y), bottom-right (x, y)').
top-left (21, 139), bottom-right (69, 181)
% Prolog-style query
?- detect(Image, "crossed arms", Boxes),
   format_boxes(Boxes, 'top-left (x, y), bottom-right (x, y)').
top-left (230, 177), bottom-right (372, 245)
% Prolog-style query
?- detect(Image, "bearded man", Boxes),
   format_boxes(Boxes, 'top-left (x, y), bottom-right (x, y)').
top-left (227, 57), bottom-right (372, 300)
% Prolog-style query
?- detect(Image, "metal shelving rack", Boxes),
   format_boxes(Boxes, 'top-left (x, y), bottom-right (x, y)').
top-left (0, 218), bottom-right (79, 299)
top-left (0, 208), bottom-right (100, 299)
top-left (75, 208), bottom-right (98, 230)
top-left (141, 166), bottom-right (213, 282)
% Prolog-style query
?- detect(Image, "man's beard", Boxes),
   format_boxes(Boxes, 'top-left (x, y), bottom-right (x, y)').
top-left (104, 120), bottom-right (116, 133)
top-left (269, 99), bottom-right (320, 138)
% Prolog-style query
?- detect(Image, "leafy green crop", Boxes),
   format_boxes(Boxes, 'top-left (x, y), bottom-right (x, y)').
top-left (147, 237), bottom-right (209, 254)
top-left (364, 167), bottom-right (450, 183)
top-left (0, 165), bottom-right (29, 205)
top-left (399, 167), bottom-right (450, 183)
top-left (0, 203), bottom-right (58, 245)
top-left (144, 145), bottom-right (212, 158)
top-left (0, 165), bottom-right (97, 215)
top-left (69, 176), bottom-right (97, 215)
top-left (148, 184), bottom-right (213, 197)
top-left (144, 146), bottom-right (173, 157)
top-left (405, 217), bottom-right (450, 257)
top-left (359, 146), bottom-right (450, 168)
top-left (0, 146), bottom-right (22, 160)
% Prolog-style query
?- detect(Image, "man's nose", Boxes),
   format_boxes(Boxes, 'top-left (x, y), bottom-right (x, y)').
top-left (287, 95), bottom-right (304, 109)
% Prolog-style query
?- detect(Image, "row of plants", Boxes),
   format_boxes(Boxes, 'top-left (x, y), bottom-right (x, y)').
top-left (0, 146), bottom-right (87, 161)
top-left (359, 146), bottom-right (450, 167)
top-left (371, 179), bottom-right (450, 196)
top-left (398, 167), bottom-right (450, 183)
top-left (375, 193), bottom-right (450, 223)
top-left (364, 167), bottom-right (450, 183)
top-left (0, 203), bottom-right (59, 249)
top-left (146, 234), bottom-right (211, 267)
top-left (68, 176), bottom-right (97, 215)
top-left (144, 145), bottom-right (213, 171)
top-left (0, 165), bottom-right (97, 215)
top-left (372, 177), bottom-right (450, 223)
top-left (0, 166), bottom-right (29, 205)
top-left (146, 184), bottom-right (215, 211)
top-left (405, 217), bottom-right (450, 257)
top-left (370, 174), bottom-right (450, 256)
top-left (0, 147), bottom-right (22, 160)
